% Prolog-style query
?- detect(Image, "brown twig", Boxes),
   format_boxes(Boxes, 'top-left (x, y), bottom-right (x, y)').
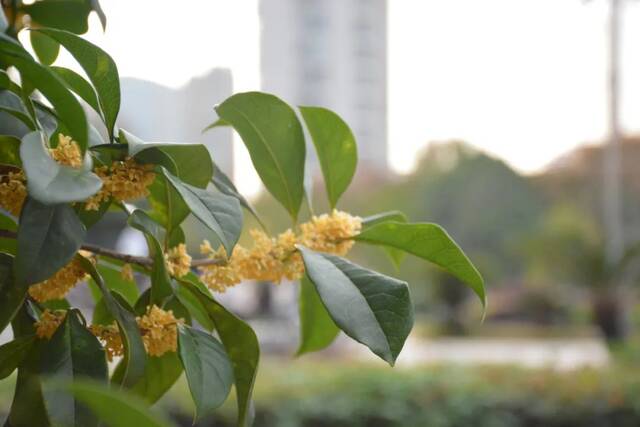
top-left (0, 229), bottom-right (225, 268)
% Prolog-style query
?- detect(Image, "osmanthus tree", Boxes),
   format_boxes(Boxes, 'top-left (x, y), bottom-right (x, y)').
top-left (0, 2), bottom-right (485, 426)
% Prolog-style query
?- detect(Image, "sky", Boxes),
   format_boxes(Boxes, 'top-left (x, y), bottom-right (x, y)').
top-left (47, 0), bottom-right (640, 195)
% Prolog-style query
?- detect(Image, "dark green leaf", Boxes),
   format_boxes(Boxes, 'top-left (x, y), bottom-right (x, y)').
top-left (0, 34), bottom-right (88, 151)
top-left (87, 264), bottom-right (139, 306)
top-left (361, 211), bottom-right (409, 269)
top-left (20, 131), bottom-right (102, 204)
top-left (122, 129), bottom-right (213, 188)
top-left (162, 168), bottom-right (242, 255)
top-left (175, 281), bottom-right (214, 332)
top-left (115, 352), bottom-right (183, 405)
top-left (0, 135), bottom-right (21, 166)
top-left (16, 198), bottom-right (85, 285)
top-left (211, 159), bottom-right (263, 227)
top-left (299, 106), bottom-right (357, 209)
top-left (181, 279), bottom-right (259, 427)
top-left (50, 379), bottom-right (175, 427)
top-left (128, 210), bottom-right (173, 304)
top-left (22, 1), bottom-right (92, 34)
top-left (34, 28), bottom-right (120, 140)
top-left (178, 325), bottom-right (234, 420)
top-left (0, 214), bottom-right (17, 254)
top-left (0, 334), bottom-right (35, 379)
top-left (6, 305), bottom-right (50, 427)
top-left (354, 222), bottom-right (486, 307)
top-left (0, 253), bottom-right (23, 333)
top-left (298, 246), bottom-right (414, 365)
top-left (30, 30), bottom-right (60, 65)
top-left (77, 255), bottom-right (147, 388)
top-left (50, 66), bottom-right (101, 114)
top-left (41, 310), bottom-right (108, 427)
top-left (215, 92), bottom-right (306, 220)
top-left (297, 274), bottom-right (340, 355)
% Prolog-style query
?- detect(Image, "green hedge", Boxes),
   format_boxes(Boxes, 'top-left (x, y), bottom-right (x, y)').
top-left (161, 360), bottom-right (640, 427)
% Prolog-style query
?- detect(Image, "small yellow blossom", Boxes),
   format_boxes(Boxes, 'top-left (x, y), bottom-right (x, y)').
top-left (90, 323), bottom-right (123, 361)
top-left (50, 134), bottom-right (83, 168)
top-left (299, 210), bottom-right (362, 256)
top-left (0, 171), bottom-right (26, 216)
top-left (35, 310), bottom-right (66, 340)
top-left (137, 305), bottom-right (181, 357)
top-left (85, 158), bottom-right (155, 210)
top-left (120, 263), bottom-right (134, 282)
top-left (198, 242), bottom-right (242, 292)
top-left (196, 211), bottom-right (361, 291)
top-left (28, 255), bottom-right (90, 302)
top-left (165, 244), bottom-right (191, 278)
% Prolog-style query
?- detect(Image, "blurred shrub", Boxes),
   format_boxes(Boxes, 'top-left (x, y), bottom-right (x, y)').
top-left (161, 361), bottom-right (640, 427)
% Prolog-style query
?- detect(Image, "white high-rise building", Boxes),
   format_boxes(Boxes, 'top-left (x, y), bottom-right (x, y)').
top-left (118, 69), bottom-right (234, 176)
top-left (260, 0), bottom-right (388, 173)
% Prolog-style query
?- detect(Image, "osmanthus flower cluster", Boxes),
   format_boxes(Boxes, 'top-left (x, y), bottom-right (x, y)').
top-left (0, 7), bottom-right (486, 427)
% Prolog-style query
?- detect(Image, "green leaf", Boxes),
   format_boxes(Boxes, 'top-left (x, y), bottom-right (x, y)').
top-left (20, 131), bottom-right (102, 204)
top-left (0, 214), bottom-right (17, 255)
top-left (22, 1), bottom-right (92, 34)
top-left (122, 129), bottom-right (213, 188)
top-left (361, 211), bottom-right (409, 269)
top-left (361, 211), bottom-right (408, 229)
top-left (178, 325), bottom-right (234, 420)
top-left (50, 66), bottom-right (101, 114)
top-left (299, 106), bottom-right (357, 209)
top-left (202, 117), bottom-right (229, 132)
top-left (113, 352), bottom-right (183, 405)
top-left (41, 310), bottom-right (108, 427)
top-left (215, 92), bottom-right (306, 220)
top-left (16, 198), bottom-right (85, 285)
top-left (297, 246), bottom-right (414, 366)
top-left (94, 264), bottom-right (139, 305)
top-left (6, 306), bottom-right (50, 427)
top-left (181, 279), bottom-right (259, 427)
top-left (0, 135), bottom-right (21, 166)
top-left (34, 28), bottom-right (120, 140)
top-left (50, 379), bottom-right (175, 427)
top-left (162, 168), bottom-right (242, 255)
top-left (0, 34), bottom-right (88, 151)
top-left (211, 159), bottom-right (263, 227)
top-left (0, 253), bottom-right (23, 333)
top-left (175, 281), bottom-right (214, 332)
top-left (297, 274), bottom-right (340, 356)
top-left (77, 255), bottom-right (147, 388)
top-left (128, 210), bottom-right (173, 304)
top-left (0, 335), bottom-right (35, 380)
top-left (0, 90), bottom-right (36, 130)
top-left (30, 30), bottom-right (60, 65)
top-left (355, 222), bottom-right (486, 307)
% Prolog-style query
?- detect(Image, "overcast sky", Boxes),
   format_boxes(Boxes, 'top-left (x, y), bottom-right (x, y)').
top-left (51, 0), bottom-right (640, 195)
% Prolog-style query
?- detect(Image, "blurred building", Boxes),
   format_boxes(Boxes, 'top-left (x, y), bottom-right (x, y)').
top-left (118, 69), bottom-right (234, 176)
top-left (260, 0), bottom-right (388, 175)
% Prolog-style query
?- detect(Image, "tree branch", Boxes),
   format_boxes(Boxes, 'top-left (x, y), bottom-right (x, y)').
top-left (0, 229), bottom-right (224, 268)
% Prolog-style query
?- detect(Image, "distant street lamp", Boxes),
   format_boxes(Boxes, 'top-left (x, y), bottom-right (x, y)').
top-left (602, 0), bottom-right (624, 265)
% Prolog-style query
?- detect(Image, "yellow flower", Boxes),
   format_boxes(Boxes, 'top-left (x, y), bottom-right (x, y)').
top-left (165, 244), bottom-right (191, 278)
top-left (89, 323), bottom-right (123, 361)
top-left (137, 305), bottom-right (181, 357)
top-left (28, 255), bottom-right (91, 302)
top-left (85, 158), bottom-right (155, 210)
top-left (50, 134), bottom-right (83, 168)
top-left (198, 242), bottom-right (242, 292)
top-left (91, 306), bottom-right (183, 359)
top-left (0, 171), bottom-right (26, 216)
top-left (35, 310), bottom-right (66, 340)
top-left (121, 263), bottom-right (134, 282)
top-left (299, 210), bottom-right (362, 256)
top-left (197, 210), bottom-right (360, 290)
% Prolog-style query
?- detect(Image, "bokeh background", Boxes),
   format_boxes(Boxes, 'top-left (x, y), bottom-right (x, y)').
top-left (7, 0), bottom-right (640, 425)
